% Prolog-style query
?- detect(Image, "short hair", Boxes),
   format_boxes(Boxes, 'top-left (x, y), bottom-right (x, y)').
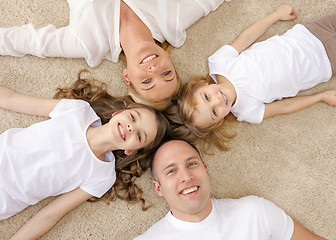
top-left (150, 138), bottom-right (202, 181)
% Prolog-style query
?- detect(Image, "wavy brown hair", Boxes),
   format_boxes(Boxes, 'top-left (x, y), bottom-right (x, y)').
top-left (164, 75), bottom-right (236, 153)
top-left (54, 70), bottom-right (171, 210)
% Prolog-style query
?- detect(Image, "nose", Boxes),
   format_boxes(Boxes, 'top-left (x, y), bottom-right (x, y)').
top-left (180, 168), bottom-right (193, 183)
top-left (212, 93), bottom-right (223, 107)
top-left (148, 64), bottom-right (158, 73)
top-left (127, 124), bottom-right (133, 133)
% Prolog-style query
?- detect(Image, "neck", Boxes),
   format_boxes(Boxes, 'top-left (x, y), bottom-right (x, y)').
top-left (171, 198), bottom-right (213, 223)
top-left (86, 125), bottom-right (117, 161)
top-left (119, 1), bottom-right (155, 56)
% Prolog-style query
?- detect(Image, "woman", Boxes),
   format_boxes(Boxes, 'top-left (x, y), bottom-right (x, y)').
top-left (0, 0), bottom-right (230, 109)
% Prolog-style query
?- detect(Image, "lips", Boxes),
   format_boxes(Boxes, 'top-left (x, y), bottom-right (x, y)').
top-left (140, 54), bottom-right (158, 64)
top-left (180, 186), bottom-right (199, 195)
top-left (118, 123), bottom-right (126, 141)
top-left (219, 91), bottom-right (228, 105)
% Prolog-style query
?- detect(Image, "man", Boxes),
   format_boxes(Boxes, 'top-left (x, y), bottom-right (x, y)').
top-left (134, 139), bottom-right (326, 240)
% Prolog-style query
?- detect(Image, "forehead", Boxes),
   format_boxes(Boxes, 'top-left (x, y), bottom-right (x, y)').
top-left (154, 141), bottom-right (201, 169)
top-left (136, 77), bottom-right (179, 101)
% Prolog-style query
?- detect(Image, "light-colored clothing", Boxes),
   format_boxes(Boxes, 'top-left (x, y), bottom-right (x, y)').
top-left (0, 99), bottom-right (115, 220)
top-left (134, 196), bottom-right (294, 240)
top-left (0, 0), bottom-right (227, 67)
top-left (209, 24), bottom-right (332, 124)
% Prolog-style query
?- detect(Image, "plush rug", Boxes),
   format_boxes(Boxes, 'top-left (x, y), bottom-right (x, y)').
top-left (0, 0), bottom-right (335, 239)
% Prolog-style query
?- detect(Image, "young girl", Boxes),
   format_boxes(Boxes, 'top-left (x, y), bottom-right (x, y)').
top-left (171, 4), bottom-right (336, 150)
top-left (0, 0), bottom-right (230, 109)
top-left (0, 71), bottom-right (171, 239)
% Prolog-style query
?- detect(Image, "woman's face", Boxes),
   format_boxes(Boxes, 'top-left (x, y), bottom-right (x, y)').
top-left (123, 42), bottom-right (179, 102)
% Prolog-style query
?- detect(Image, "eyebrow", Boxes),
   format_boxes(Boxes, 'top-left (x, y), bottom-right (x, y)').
top-left (135, 109), bottom-right (148, 143)
top-left (209, 110), bottom-right (215, 121)
top-left (140, 72), bottom-right (176, 91)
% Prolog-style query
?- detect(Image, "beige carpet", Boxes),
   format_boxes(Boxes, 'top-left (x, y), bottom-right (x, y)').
top-left (1, 0), bottom-right (335, 239)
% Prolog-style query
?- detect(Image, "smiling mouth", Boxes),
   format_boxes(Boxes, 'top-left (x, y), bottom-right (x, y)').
top-left (180, 186), bottom-right (199, 195)
top-left (118, 123), bottom-right (126, 141)
top-left (140, 54), bottom-right (158, 64)
top-left (219, 91), bottom-right (228, 105)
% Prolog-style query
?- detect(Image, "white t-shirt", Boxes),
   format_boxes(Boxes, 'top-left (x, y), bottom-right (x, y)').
top-left (134, 196), bottom-right (294, 240)
top-left (0, 99), bottom-right (116, 220)
top-left (0, 0), bottom-right (227, 67)
top-left (209, 24), bottom-right (332, 123)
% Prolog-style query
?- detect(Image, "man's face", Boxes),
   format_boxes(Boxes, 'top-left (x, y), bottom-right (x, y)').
top-left (152, 140), bottom-right (212, 221)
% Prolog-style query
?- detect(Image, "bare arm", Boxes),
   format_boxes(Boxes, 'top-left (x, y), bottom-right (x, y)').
top-left (291, 219), bottom-right (326, 240)
top-left (10, 188), bottom-right (92, 240)
top-left (231, 4), bottom-right (297, 54)
top-left (0, 86), bottom-right (60, 117)
top-left (264, 90), bottom-right (336, 120)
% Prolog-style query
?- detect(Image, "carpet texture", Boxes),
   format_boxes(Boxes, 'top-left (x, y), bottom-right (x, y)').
top-left (0, 0), bottom-right (335, 239)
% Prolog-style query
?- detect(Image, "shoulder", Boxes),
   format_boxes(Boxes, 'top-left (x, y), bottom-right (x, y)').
top-left (50, 99), bottom-right (92, 117)
top-left (134, 213), bottom-right (170, 240)
top-left (214, 196), bottom-right (277, 215)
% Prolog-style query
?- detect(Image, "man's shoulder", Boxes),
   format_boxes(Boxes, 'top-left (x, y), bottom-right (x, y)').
top-left (133, 213), bottom-right (170, 240)
top-left (213, 196), bottom-right (268, 213)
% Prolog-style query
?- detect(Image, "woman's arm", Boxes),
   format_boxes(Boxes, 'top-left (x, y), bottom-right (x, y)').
top-left (231, 4), bottom-right (297, 54)
top-left (263, 90), bottom-right (336, 120)
top-left (10, 188), bottom-right (92, 240)
top-left (0, 86), bottom-right (60, 117)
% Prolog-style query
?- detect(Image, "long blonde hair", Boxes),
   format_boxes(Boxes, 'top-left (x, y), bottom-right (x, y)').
top-left (54, 70), bottom-right (171, 210)
top-left (165, 75), bottom-right (236, 153)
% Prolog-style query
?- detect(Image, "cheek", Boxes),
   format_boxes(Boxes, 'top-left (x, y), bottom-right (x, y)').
top-left (218, 107), bottom-right (230, 119)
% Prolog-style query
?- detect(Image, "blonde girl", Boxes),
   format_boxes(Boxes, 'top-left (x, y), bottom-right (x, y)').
top-left (0, 0), bottom-right (230, 109)
top-left (171, 5), bottom-right (336, 150)
top-left (0, 71), bottom-right (170, 239)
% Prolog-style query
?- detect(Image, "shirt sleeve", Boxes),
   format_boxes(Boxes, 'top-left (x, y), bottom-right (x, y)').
top-left (258, 197), bottom-right (294, 240)
top-left (49, 99), bottom-right (91, 118)
top-left (0, 23), bottom-right (87, 59)
top-left (150, 0), bottom-right (227, 47)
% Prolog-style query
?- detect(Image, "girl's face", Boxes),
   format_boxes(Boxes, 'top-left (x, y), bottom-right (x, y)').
top-left (191, 83), bottom-right (234, 128)
top-left (123, 42), bottom-right (179, 102)
top-left (108, 108), bottom-right (158, 152)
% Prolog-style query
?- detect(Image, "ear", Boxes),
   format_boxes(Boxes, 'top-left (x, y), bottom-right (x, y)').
top-left (201, 81), bottom-right (209, 87)
top-left (111, 112), bottom-right (119, 117)
top-left (152, 180), bottom-right (163, 197)
top-left (124, 149), bottom-right (137, 156)
top-left (204, 162), bottom-right (210, 176)
top-left (123, 69), bottom-right (131, 85)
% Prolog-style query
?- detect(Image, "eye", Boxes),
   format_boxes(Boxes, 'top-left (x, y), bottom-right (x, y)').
top-left (137, 132), bottom-right (142, 142)
top-left (130, 113), bottom-right (135, 122)
top-left (212, 108), bottom-right (217, 117)
top-left (142, 78), bottom-right (151, 84)
top-left (167, 169), bottom-right (175, 175)
top-left (204, 93), bottom-right (209, 101)
top-left (188, 162), bottom-right (197, 167)
top-left (162, 70), bottom-right (171, 76)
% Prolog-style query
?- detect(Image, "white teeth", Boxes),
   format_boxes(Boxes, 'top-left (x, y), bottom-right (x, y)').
top-left (118, 124), bottom-right (125, 140)
top-left (141, 54), bottom-right (157, 63)
top-left (181, 186), bottom-right (198, 195)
